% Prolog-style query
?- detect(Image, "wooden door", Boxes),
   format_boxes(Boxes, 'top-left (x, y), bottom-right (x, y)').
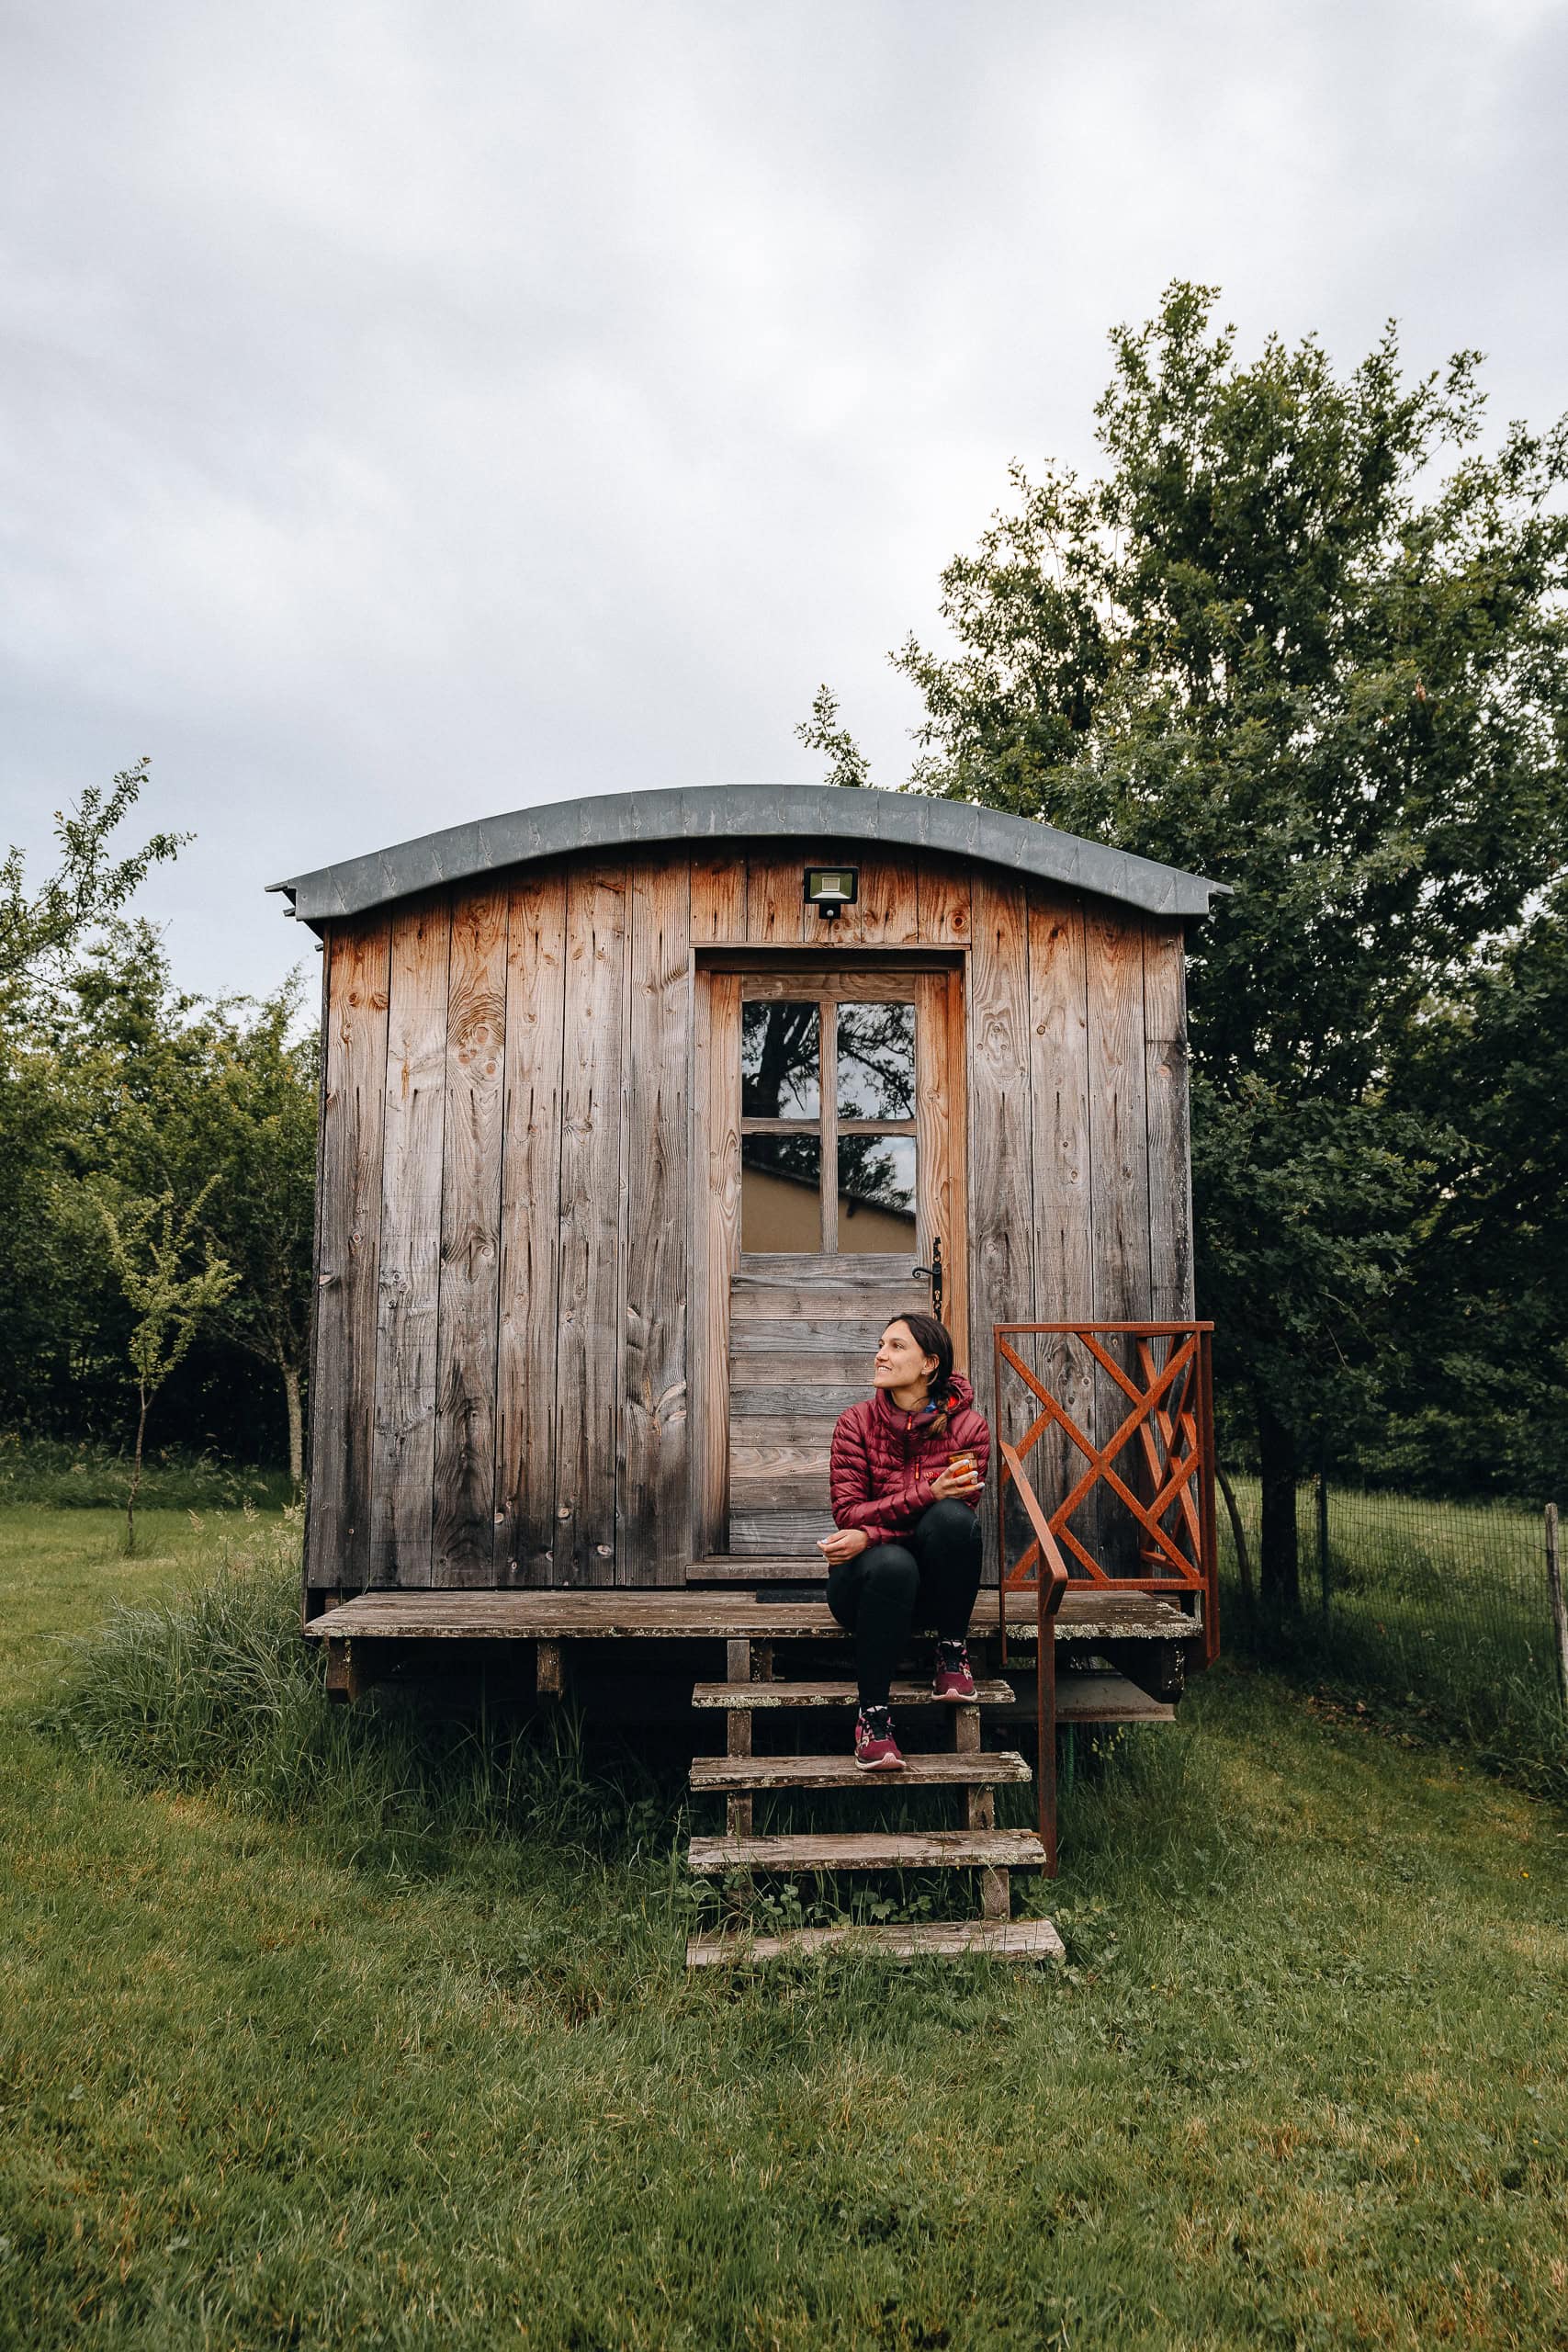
top-left (694, 961), bottom-right (966, 1559)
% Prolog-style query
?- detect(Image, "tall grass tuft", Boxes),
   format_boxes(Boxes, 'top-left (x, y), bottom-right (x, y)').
top-left (0, 1430), bottom-right (289, 1510)
top-left (40, 1526), bottom-right (684, 1885)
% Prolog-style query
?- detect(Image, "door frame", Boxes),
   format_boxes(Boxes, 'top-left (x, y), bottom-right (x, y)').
top-left (691, 949), bottom-right (968, 1558)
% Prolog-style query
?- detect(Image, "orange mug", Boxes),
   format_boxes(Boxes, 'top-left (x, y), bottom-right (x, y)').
top-left (947, 1448), bottom-right (980, 1492)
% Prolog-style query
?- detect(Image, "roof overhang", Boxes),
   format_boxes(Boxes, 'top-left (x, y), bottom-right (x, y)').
top-left (268, 784), bottom-right (1229, 929)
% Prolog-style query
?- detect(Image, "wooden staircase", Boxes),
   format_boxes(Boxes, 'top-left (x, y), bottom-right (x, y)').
top-left (682, 1636), bottom-right (1064, 1966)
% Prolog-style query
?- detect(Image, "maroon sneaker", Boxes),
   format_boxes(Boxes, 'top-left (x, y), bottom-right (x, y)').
top-left (854, 1706), bottom-right (905, 1770)
top-left (931, 1641), bottom-right (976, 1701)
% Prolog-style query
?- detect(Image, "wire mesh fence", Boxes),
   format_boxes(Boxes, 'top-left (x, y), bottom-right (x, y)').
top-left (1216, 1476), bottom-right (1568, 1784)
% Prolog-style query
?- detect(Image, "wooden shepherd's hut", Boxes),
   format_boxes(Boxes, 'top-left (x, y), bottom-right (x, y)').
top-left (275, 785), bottom-right (1227, 1956)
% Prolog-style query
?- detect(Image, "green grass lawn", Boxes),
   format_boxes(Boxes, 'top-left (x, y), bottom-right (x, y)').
top-left (1217, 1481), bottom-right (1566, 1798)
top-left (2, 1508), bottom-right (1565, 2350)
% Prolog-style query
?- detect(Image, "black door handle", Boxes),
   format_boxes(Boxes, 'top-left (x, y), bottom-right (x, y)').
top-left (912, 1236), bottom-right (944, 1320)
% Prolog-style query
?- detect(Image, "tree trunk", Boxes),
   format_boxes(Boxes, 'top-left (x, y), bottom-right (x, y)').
top-left (128, 1390), bottom-right (148, 1555)
top-left (281, 1358), bottom-right (304, 1499)
top-left (1258, 1400), bottom-right (1300, 1615)
top-left (1216, 1463), bottom-right (1256, 1616)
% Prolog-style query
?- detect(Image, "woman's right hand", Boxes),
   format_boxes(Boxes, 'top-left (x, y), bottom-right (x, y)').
top-left (817, 1526), bottom-right (870, 1565)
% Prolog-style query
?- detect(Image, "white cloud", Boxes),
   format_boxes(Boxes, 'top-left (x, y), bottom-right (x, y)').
top-left (0, 0), bottom-right (1563, 996)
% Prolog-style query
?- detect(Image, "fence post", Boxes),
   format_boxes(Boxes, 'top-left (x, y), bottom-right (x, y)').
top-left (1317, 1444), bottom-right (1331, 1626)
top-left (1546, 1503), bottom-right (1568, 1713)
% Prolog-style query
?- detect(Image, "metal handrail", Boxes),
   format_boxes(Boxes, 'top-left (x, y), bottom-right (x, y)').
top-left (998, 1440), bottom-right (1070, 1868)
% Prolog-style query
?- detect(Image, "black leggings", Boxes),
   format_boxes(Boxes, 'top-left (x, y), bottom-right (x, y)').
top-left (826, 1500), bottom-right (984, 1709)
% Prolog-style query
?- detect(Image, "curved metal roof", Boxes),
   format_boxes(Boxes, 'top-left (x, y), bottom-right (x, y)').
top-left (268, 784), bottom-right (1227, 926)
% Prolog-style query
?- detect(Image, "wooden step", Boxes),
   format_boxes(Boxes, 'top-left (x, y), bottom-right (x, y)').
top-left (687, 1828), bottom-right (1047, 1874)
top-left (1055, 1672), bottom-right (1177, 1725)
top-left (686, 1917), bottom-right (1066, 1966)
top-left (688, 1556), bottom-right (826, 1583)
top-left (692, 1678), bottom-right (1015, 1710)
top-left (691, 1750), bottom-right (1031, 1792)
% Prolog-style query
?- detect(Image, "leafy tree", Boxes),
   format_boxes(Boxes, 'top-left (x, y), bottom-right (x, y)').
top-left (2, 924), bottom-right (317, 1473)
top-left (1381, 883), bottom-right (1568, 1494)
top-left (0, 759), bottom-right (186, 1001)
top-left (0, 770), bottom-right (189, 1438)
top-left (806, 285), bottom-right (1568, 1604)
top-left (95, 1184), bottom-right (237, 1548)
top-left (795, 684), bottom-right (871, 790)
top-left (192, 980), bottom-right (318, 1494)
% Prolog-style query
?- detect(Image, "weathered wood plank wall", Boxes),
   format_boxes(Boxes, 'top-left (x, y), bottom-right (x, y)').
top-left (1023, 888), bottom-right (1092, 1545)
top-left (556, 868), bottom-right (626, 1586)
top-left (433, 886), bottom-right (508, 1585)
top-left (311, 920), bottom-right (390, 1591)
top-left (495, 871), bottom-right (567, 1584)
top-left (967, 873), bottom-right (1036, 1562)
top-left (305, 846), bottom-right (1195, 1593)
top-left (368, 896), bottom-right (448, 1586)
top-left (622, 857), bottom-right (692, 1584)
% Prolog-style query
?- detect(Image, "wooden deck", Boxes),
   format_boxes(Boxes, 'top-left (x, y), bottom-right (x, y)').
top-left (304, 1587), bottom-right (1201, 1645)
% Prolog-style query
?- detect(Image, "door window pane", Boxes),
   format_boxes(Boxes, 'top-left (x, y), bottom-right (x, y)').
top-left (837, 1135), bottom-right (917, 1253)
top-left (741, 1001), bottom-right (819, 1119)
top-left (837, 1001), bottom-right (915, 1121)
top-left (742, 1134), bottom-right (822, 1251)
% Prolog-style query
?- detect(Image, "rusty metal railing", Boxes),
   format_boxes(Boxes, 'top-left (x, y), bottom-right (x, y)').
top-left (994, 1321), bottom-right (1219, 1670)
top-left (997, 1439), bottom-right (1070, 1869)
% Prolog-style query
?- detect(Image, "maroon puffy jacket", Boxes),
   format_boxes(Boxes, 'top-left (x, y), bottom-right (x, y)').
top-left (829, 1373), bottom-right (992, 1547)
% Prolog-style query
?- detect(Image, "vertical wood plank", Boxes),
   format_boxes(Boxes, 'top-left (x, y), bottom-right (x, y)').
top-left (916, 854), bottom-right (972, 946)
top-left (968, 875), bottom-right (1034, 1583)
top-left (1143, 920), bottom-right (1194, 1318)
top-left (309, 919), bottom-right (390, 1591)
top-left (1086, 907), bottom-right (1154, 1572)
top-left (1087, 907), bottom-right (1154, 1319)
top-left (301, 939), bottom-right (332, 1590)
top-left (855, 854), bottom-right (919, 944)
top-left (746, 855), bottom-right (808, 944)
top-left (368, 896), bottom-right (450, 1587)
top-left (914, 970), bottom-right (966, 1366)
top-left (1025, 888), bottom-right (1095, 1526)
top-left (693, 971), bottom-right (741, 1558)
top-left (622, 858), bottom-right (692, 1584)
top-left (495, 869), bottom-right (567, 1585)
top-left (690, 856), bottom-right (746, 943)
top-left (432, 885), bottom-right (508, 1586)
top-left (556, 867), bottom-right (627, 1584)
top-left (942, 966), bottom-right (971, 1368)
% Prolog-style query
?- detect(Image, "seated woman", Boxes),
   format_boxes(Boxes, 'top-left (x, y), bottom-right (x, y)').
top-left (818, 1312), bottom-right (991, 1770)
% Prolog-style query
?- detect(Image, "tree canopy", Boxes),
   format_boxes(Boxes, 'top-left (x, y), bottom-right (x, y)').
top-left (0, 775), bottom-right (317, 1479)
top-left (809, 284), bottom-right (1568, 1598)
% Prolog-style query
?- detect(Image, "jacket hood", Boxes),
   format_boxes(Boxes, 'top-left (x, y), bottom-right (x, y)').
top-left (872, 1369), bottom-right (976, 1424)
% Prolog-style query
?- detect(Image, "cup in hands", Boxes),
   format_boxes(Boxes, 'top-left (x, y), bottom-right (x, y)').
top-left (946, 1448), bottom-right (981, 1493)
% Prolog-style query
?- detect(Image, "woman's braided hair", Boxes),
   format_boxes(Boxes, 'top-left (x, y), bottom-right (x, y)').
top-left (888, 1311), bottom-right (955, 1436)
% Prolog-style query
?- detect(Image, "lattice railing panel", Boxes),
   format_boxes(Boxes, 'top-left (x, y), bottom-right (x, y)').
top-left (993, 1322), bottom-right (1217, 1620)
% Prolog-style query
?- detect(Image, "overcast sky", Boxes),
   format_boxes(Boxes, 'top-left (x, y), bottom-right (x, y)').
top-left (3, 0), bottom-right (1564, 1001)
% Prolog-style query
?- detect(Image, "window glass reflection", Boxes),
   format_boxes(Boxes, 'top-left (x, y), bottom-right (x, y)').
top-left (741, 1001), bottom-right (820, 1119)
top-left (837, 1135), bottom-right (917, 1254)
top-left (742, 1134), bottom-right (822, 1252)
top-left (837, 1001), bottom-right (915, 1121)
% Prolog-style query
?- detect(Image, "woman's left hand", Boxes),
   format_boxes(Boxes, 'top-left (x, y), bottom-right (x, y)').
top-left (817, 1527), bottom-right (870, 1566)
top-left (931, 1462), bottom-right (982, 1501)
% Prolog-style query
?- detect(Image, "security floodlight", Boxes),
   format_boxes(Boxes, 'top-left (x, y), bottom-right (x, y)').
top-left (803, 865), bottom-right (859, 920)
